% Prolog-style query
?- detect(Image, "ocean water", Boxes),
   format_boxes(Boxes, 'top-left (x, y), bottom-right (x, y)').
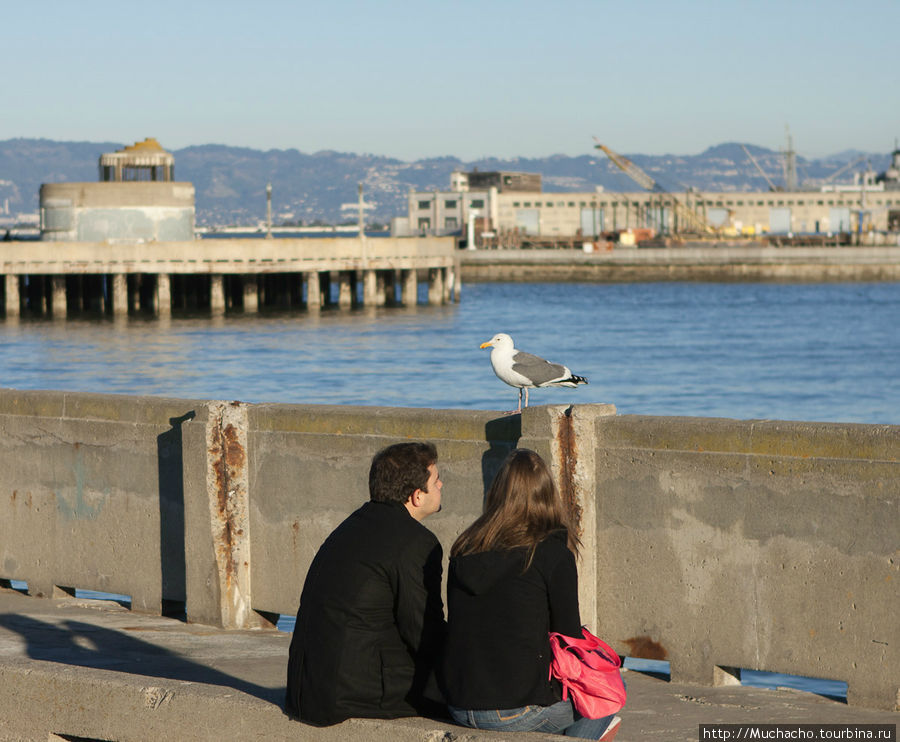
top-left (0, 281), bottom-right (897, 424)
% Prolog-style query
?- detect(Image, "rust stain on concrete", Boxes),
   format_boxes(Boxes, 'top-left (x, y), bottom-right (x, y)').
top-left (209, 416), bottom-right (247, 591)
top-left (557, 406), bottom-right (583, 538)
top-left (623, 635), bottom-right (668, 660)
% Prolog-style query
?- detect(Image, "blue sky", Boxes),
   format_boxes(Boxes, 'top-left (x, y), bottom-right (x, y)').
top-left (4, 0), bottom-right (898, 160)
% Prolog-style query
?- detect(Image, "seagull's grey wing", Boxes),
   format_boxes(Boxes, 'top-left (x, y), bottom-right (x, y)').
top-left (511, 350), bottom-right (569, 386)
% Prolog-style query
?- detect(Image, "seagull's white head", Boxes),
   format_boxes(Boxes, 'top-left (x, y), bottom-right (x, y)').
top-left (480, 333), bottom-right (514, 350)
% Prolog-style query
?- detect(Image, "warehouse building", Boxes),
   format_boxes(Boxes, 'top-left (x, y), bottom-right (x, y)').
top-left (402, 148), bottom-right (900, 247)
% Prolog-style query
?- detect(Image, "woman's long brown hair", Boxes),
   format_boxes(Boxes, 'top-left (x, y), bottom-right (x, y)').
top-left (451, 448), bottom-right (580, 565)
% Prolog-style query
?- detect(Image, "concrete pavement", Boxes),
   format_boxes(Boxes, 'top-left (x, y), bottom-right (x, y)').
top-left (0, 587), bottom-right (895, 741)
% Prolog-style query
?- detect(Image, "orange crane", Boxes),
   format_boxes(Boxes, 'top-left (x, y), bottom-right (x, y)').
top-left (593, 138), bottom-right (715, 235)
top-left (593, 140), bottom-right (662, 192)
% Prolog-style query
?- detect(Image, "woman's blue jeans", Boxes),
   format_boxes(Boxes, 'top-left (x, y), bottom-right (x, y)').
top-left (448, 700), bottom-right (615, 740)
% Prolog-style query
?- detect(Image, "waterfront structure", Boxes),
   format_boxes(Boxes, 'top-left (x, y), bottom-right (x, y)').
top-left (0, 236), bottom-right (459, 319)
top-left (18, 139), bottom-right (459, 318)
top-left (406, 159), bottom-right (900, 247)
top-left (491, 183), bottom-right (900, 242)
top-left (396, 170), bottom-right (543, 239)
top-left (40, 138), bottom-right (195, 243)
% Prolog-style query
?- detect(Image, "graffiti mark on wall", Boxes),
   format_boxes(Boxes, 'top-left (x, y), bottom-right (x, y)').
top-left (55, 444), bottom-right (110, 520)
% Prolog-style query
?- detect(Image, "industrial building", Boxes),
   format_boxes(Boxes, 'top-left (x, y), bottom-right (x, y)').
top-left (401, 146), bottom-right (900, 247)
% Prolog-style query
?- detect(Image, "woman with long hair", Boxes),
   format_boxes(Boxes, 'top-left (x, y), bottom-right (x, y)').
top-left (441, 448), bottom-right (620, 740)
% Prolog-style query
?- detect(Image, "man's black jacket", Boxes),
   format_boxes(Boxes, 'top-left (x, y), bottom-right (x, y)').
top-left (285, 500), bottom-right (446, 725)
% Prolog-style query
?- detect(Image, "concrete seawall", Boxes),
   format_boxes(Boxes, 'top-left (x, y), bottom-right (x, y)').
top-left (0, 390), bottom-right (896, 716)
top-left (460, 245), bottom-right (900, 282)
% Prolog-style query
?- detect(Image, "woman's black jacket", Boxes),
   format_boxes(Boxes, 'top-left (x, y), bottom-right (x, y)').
top-left (441, 530), bottom-right (582, 710)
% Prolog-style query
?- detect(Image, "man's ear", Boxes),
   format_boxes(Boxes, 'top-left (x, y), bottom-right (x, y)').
top-left (408, 489), bottom-right (423, 508)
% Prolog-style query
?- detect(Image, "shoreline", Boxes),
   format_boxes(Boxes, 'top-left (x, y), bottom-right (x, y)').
top-left (459, 244), bottom-right (900, 282)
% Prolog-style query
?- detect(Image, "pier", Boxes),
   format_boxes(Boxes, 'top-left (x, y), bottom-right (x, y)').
top-left (460, 244), bottom-right (900, 282)
top-left (0, 236), bottom-right (460, 318)
top-left (0, 389), bottom-right (896, 740)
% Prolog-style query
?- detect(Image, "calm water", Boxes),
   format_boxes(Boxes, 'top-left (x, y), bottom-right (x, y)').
top-left (0, 281), bottom-right (897, 423)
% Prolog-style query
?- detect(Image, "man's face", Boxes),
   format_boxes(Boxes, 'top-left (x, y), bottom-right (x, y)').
top-left (418, 463), bottom-right (443, 517)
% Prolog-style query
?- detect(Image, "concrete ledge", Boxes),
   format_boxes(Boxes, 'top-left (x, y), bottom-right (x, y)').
top-left (0, 659), bottom-right (557, 742)
top-left (0, 389), bottom-right (208, 424)
top-left (0, 659), bottom-right (440, 742)
top-left (3, 657), bottom-right (897, 742)
top-left (0, 589), bottom-right (896, 741)
top-left (461, 246), bottom-right (900, 265)
top-left (0, 237), bottom-right (458, 274)
top-left (249, 403), bottom-right (516, 441)
top-left (460, 246), bottom-right (900, 282)
top-left (603, 415), bottom-right (900, 461)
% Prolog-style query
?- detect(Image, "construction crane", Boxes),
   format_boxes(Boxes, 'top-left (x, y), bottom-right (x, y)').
top-left (740, 144), bottom-right (779, 191)
top-left (821, 155), bottom-right (866, 185)
top-left (593, 138), bottom-right (714, 235)
top-left (593, 140), bottom-right (663, 193)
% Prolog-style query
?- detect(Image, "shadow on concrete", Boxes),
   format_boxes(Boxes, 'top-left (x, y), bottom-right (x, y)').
top-left (0, 613), bottom-right (282, 705)
top-left (157, 410), bottom-right (195, 620)
top-left (480, 415), bottom-right (521, 496)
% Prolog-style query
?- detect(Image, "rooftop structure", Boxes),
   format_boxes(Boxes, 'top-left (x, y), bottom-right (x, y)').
top-left (875, 143), bottom-right (900, 190)
top-left (453, 170), bottom-right (541, 193)
top-left (99, 137), bottom-right (175, 182)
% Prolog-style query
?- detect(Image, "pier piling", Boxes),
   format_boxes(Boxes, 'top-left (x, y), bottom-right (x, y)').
top-left (157, 274), bottom-right (171, 318)
top-left (338, 271), bottom-right (353, 308)
top-left (402, 269), bottom-right (417, 307)
top-left (305, 272), bottom-right (321, 311)
top-left (242, 275), bottom-right (259, 313)
top-left (4, 275), bottom-right (18, 317)
top-left (113, 273), bottom-right (128, 316)
top-left (428, 267), bottom-right (443, 305)
top-left (51, 276), bottom-right (66, 318)
top-left (210, 275), bottom-right (225, 316)
top-left (363, 269), bottom-right (377, 306)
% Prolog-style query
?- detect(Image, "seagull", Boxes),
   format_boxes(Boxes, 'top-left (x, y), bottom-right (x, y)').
top-left (480, 333), bottom-right (588, 413)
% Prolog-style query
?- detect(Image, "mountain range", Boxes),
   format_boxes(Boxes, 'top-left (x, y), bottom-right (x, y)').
top-left (0, 139), bottom-right (891, 228)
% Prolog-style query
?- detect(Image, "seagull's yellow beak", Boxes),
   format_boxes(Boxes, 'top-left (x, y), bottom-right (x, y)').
top-left (479, 341), bottom-right (493, 349)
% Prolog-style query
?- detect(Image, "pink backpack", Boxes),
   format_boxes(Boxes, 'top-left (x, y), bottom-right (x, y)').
top-left (548, 627), bottom-right (627, 719)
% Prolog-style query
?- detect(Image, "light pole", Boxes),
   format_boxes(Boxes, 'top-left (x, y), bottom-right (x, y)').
top-left (266, 183), bottom-right (273, 239)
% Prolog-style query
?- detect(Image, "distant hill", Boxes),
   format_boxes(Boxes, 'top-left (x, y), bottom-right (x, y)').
top-left (0, 139), bottom-right (890, 228)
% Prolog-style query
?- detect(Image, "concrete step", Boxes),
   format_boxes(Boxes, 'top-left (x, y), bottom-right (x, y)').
top-left (0, 589), bottom-right (895, 741)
